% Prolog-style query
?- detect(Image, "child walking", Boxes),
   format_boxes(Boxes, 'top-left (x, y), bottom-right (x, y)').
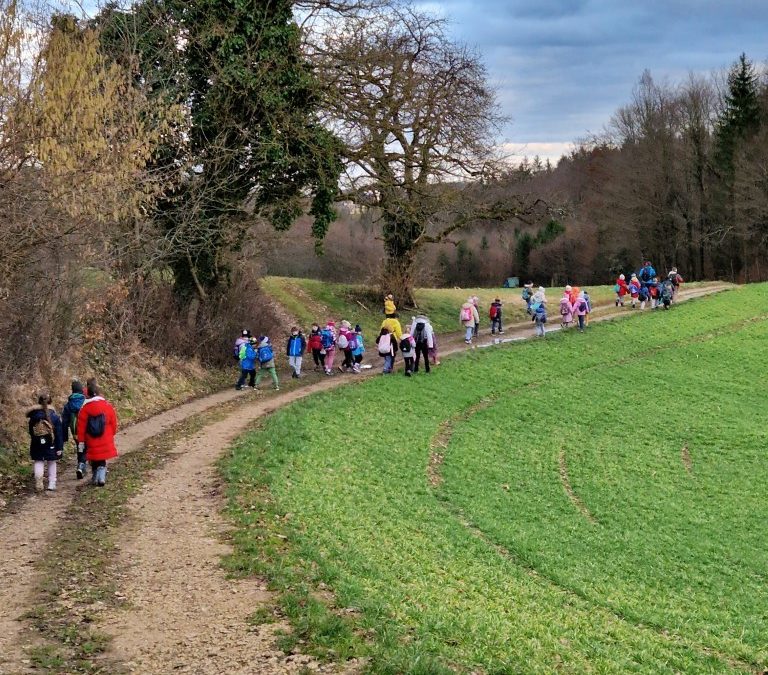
top-left (532, 302), bottom-right (547, 337)
top-left (573, 292), bottom-right (589, 331)
top-left (559, 292), bottom-right (574, 329)
top-left (400, 327), bottom-right (416, 377)
top-left (308, 323), bottom-right (325, 372)
top-left (351, 324), bottom-right (365, 373)
top-left (61, 380), bottom-right (86, 479)
top-left (615, 274), bottom-right (629, 306)
top-left (236, 337), bottom-right (257, 390)
top-left (26, 393), bottom-right (63, 492)
top-left (489, 298), bottom-right (503, 334)
top-left (254, 336), bottom-right (280, 391)
top-left (384, 293), bottom-right (397, 317)
top-left (460, 298), bottom-right (479, 344)
top-left (286, 328), bottom-right (306, 378)
top-left (337, 320), bottom-right (355, 373)
top-left (376, 327), bottom-right (397, 374)
top-left (321, 321), bottom-right (336, 375)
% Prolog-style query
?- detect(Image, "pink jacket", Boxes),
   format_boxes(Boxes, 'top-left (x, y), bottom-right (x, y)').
top-left (558, 296), bottom-right (574, 322)
top-left (572, 296), bottom-right (590, 316)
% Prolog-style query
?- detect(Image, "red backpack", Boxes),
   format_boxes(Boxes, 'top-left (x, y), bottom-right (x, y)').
top-left (489, 305), bottom-right (498, 319)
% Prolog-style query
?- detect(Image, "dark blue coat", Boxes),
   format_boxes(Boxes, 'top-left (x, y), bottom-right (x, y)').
top-left (26, 406), bottom-right (64, 462)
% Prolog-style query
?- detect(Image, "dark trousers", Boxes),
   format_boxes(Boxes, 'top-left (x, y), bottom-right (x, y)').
top-left (237, 368), bottom-right (256, 388)
top-left (312, 349), bottom-right (325, 368)
top-left (491, 317), bottom-right (502, 333)
top-left (413, 342), bottom-right (430, 373)
top-left (404, 356), bottom-right (414, 374)
top-left (577, 315), bottom-right (585, 330)
top-left (342, 349), bottom-right (354, 369)
top-left (354, 353), bottom-right (363, 364)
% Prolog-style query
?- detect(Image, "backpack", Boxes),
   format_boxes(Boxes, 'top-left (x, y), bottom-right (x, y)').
top-left (613, 283), bottom-right (620, 293)
top-left (32, 412), bottom-right (54, 438)
top-left (638, 287), bottom-right (649, 301)
top-left (399, 337), bottom-right (412, 353)
top-left (86, 412), bottom-right (106, 438)
top-left (530, 301), bottom-right (541, 314)
top-left (347, 334), bottom-right (358, 351)
top-left (378, 333), bottom-right (392, 355)
top-left (460, 306), bottom-right (472, 322)
top-left (257, 344), bottom-right (274, 364)
top-left (559, 299), bottom-right (570, 316)
top-left (320, 328), bottom-right (334, 349)
top-left (521, 288), bottom-right (532, 301)
top-left (413, 321), bottom-right (426, 344)
top-left (337, 334), bottom-right (349, 350)
top-left (233, 341), bottom-right (242, 359)
top-left (489, 305), bottom-right (498, 319)
top-left (578, 300), bottom-right (587, 312)
top-left (640, 267), bottom-right (651, 282)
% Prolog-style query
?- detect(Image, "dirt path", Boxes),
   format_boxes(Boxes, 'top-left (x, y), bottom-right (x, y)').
top-left (0, 282), bottom-right (732, 673)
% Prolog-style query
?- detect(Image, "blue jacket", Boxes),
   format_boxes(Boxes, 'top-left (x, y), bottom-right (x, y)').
top-left (352, 334), bottom-right (365, 357)
top-left (286, 334), bottom-right (306, 357)
top-left (239, 342), bottom-right (257, 370)
top-left (61, 392), bottom-right (86, 443)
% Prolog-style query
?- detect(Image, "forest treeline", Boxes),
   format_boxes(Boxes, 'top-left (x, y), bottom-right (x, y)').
top-left (0, 0), bottom-right (765, 422)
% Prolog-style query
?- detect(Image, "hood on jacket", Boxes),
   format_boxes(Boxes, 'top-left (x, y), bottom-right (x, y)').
top-left (68, 392), bottom-right (86, 404)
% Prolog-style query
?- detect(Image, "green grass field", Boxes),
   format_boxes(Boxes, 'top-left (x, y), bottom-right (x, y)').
top-left (261, 276), bottom-right (693, 338)
top-left (223, 283), bottom-right (766, 673)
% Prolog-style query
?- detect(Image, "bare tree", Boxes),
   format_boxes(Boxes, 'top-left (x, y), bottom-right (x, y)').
top-left (310, 5), bottom-right (521, 303)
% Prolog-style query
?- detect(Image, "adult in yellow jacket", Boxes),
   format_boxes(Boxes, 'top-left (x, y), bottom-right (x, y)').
top-left (381, 315), bottom-right (403, 341)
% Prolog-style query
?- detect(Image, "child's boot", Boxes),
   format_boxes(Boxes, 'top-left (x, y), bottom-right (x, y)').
top-left (96, 465), bottom-right (107, 487)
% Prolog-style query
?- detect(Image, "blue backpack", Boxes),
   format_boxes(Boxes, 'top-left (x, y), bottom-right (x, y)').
top-left (257, 344), bottom-right (274, 364)
top-left (320, 328), bottom-right (335, 349)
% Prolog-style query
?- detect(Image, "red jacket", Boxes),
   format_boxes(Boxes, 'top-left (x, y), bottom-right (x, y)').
top-left (616, 278), bottom-right (629, 296)
top-left (76, 396), bottom-right (119, 461)
top-left (308, 332), bottom-right (323, 350)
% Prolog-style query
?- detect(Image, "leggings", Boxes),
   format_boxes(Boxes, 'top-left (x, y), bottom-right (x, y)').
top-left (33, 460), bottom-right (57, 488)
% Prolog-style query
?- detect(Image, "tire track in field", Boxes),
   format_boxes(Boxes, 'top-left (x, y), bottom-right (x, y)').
top-left (558, 448), bottom-right (598, 524)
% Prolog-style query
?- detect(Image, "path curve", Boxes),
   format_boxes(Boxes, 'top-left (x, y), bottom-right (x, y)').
top-left (0, 282), bottom-right (732, 672)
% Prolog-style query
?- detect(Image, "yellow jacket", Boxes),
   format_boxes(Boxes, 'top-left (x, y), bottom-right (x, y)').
top-left (381, 317), bottom-right (403, 341)
top-left (384, 298), bottom-right (397, 315)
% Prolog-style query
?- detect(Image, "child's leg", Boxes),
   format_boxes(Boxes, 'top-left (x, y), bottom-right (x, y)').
top-left (33, 460), bottom-right (44, 491)
top-left (269, 367), bottom-right (279, 389)
top-left (254, 368), bottom-right (263, 387)
top-left (465, 326), bottom-right (473, 342)
top-left (248, 369), bottom-right (256, 387)
top-left (325, 348), bottom-right (335, 371)
top-left (295, 356), bottom-right (302, 375)
top-left (47, 461), bottom-right (57, 489)
top-left (236, 369), bottom-right (247, 389)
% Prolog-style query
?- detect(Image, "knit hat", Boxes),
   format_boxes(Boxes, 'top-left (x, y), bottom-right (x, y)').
top-left (564, 285), bottom-right (572, 292)
top-left (619, 274), bottom-right (625, 280)
top-left (340, 319), bottom-right (351, 329)
top-left (258, 335), bottom-right (269, 346)
top-left (354, 324), bottom-right (362, 333)
top-left (327, 320), bottom-right (335, 327)
top-left (241, 329), bottom-right (250, 337)
top-left (538, 286), bottom-right (545, 293)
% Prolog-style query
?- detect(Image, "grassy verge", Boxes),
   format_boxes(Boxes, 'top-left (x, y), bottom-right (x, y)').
top-left (261, 275), bottom-right (721, 338)
top-left (222, 283), bottom-right (765, 673)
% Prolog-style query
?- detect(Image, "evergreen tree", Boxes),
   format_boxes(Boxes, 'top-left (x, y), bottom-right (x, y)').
top-left (94, 0), bottom-right (343, 299)
top-left (714, 53), bottom-right (760, 182)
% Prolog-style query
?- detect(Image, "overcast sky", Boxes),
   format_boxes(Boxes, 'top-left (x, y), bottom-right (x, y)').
top-left (418, 0), bottom-right (768, 162)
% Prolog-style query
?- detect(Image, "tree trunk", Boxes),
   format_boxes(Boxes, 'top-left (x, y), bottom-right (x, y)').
top-left (383, 253), bottom-right (417, 308)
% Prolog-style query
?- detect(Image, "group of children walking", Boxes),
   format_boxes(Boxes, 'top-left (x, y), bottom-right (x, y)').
top-left (25, 378), bottom-right (119, 492)
top-left (234, 294), bottom-right (442, 384)
top-left (614, 264), bottom-right (683, 310)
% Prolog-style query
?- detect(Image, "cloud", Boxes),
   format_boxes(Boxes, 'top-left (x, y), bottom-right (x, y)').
top-left (433, 0), bottom-right (768, 145)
